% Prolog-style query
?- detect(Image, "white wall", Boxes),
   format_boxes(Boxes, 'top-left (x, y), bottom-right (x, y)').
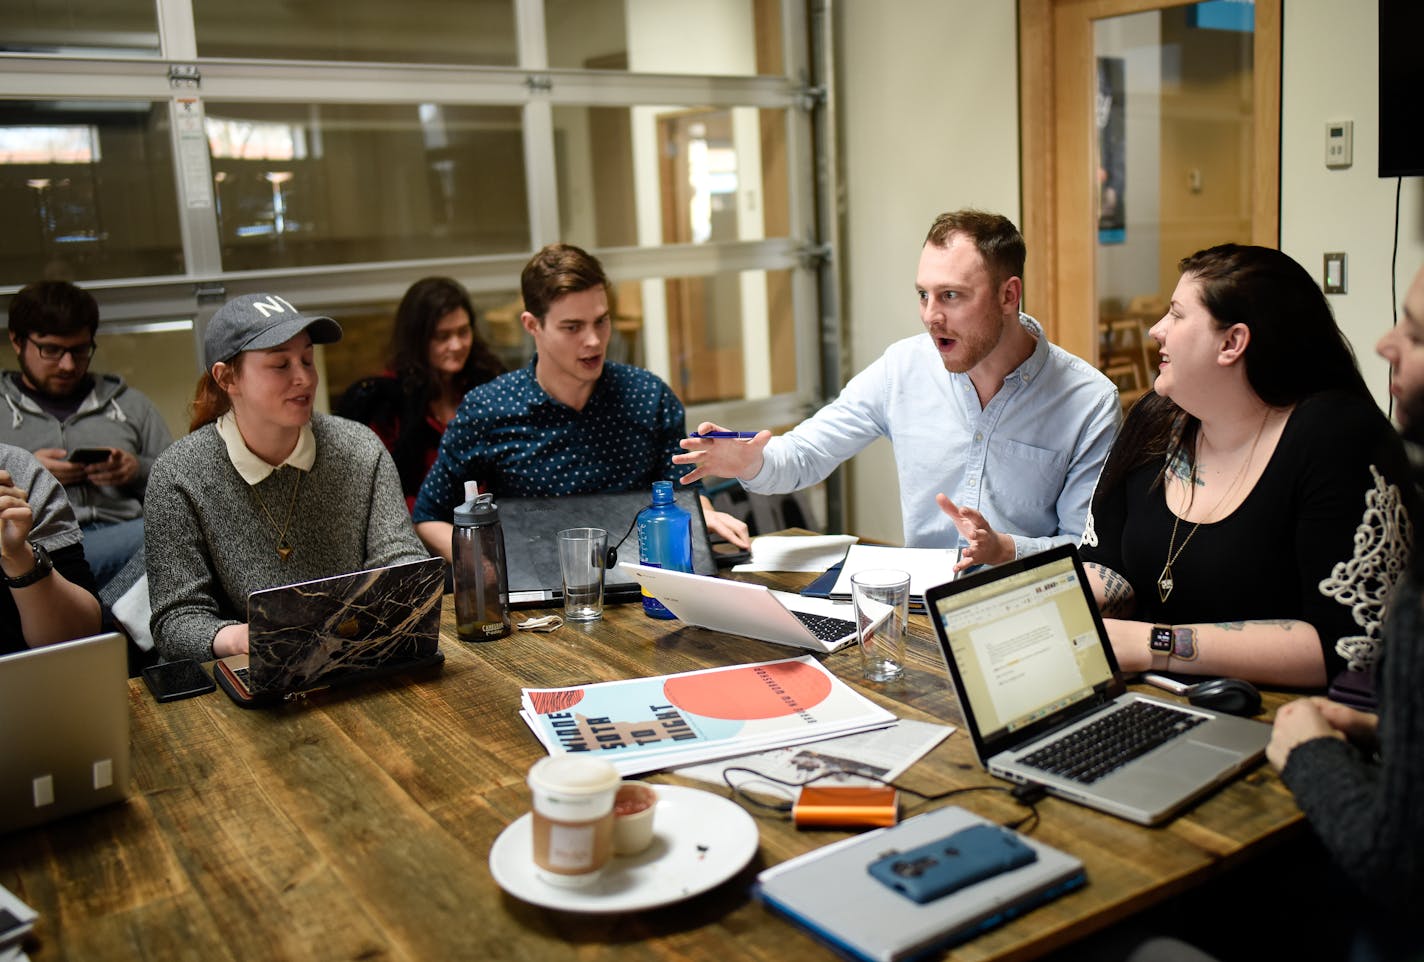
top-left (835, 0), bottom-right (1424, 542)
top-left (1280, 0), bottom-right (1424, 410)
top-left (838, 0), bottom-right (1021, 543)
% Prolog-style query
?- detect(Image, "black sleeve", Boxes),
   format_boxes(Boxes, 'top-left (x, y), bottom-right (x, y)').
top-left (1281, 581), bottom-right (1424, 914)
top-left (1290, 397), bottom-right (1414, 675)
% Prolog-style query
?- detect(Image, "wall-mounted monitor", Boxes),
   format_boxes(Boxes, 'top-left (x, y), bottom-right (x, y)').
top-left (1380, 0), bottom-right (1424, 177)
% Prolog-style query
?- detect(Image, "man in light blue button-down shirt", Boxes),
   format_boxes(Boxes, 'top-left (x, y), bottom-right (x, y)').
top-left (676, 210), bottom-right (1121, 567)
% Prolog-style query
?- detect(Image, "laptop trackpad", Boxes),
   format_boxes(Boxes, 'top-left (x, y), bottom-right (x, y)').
top-left (1107, 741), bottom-right (1240, 803)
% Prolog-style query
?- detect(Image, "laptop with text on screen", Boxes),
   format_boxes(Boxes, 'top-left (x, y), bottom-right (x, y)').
top-left (923, 545), bottom-right (1269, 826)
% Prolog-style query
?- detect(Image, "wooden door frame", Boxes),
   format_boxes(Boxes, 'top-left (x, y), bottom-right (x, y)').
top-left (1018, 0), bottom-right (1281, 363)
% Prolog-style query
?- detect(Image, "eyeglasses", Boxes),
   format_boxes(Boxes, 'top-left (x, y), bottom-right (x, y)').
top-left (27, 340), bottom-right (96, 362)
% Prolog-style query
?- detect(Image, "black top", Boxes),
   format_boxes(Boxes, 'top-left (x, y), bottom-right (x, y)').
top-left (1081, 391), bottom-right (1414, 677)
top-left (335, 375), bottom-right (439, 502)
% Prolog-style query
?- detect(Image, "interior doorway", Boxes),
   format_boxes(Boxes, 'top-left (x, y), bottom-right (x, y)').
top-left (1019, 0), bottom-right (1281, 398)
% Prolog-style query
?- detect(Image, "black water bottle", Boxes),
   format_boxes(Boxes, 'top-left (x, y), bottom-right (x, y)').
top-left (452, 487), bottom-right (511, 642)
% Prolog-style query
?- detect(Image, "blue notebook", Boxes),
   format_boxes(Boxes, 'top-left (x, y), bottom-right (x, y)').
top-left (756, 806), bottom-right (1085, 962)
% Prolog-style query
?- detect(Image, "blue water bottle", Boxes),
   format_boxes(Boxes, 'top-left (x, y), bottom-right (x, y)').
top-left (636, 480), bottom-right (693, 619)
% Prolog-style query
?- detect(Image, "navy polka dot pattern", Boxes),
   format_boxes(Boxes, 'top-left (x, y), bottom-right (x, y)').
top-left (412, 358), bottom-right (687, 522)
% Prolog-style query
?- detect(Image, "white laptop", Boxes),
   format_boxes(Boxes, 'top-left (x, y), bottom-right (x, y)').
top-left (922, 545), bottom-right (1270, 826)
top-left (618, 563), bottom-right (858, 653)
top-left (0, 632), bottom-right (130, 834)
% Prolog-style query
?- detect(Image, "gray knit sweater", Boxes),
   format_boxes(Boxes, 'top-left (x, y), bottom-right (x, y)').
top-left (144, 413), bottom-right (428, 661)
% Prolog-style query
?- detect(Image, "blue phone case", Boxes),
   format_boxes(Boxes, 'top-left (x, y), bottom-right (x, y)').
top-left (866, 824), bottom-right (1038, 904)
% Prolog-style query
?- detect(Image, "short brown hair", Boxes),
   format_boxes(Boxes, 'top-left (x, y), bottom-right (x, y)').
top-left (924, 210), bottom-right (1026, 288)
top-left (520, 243), bottom-right (611, 321)
top-left (8, 280), bottom-right (99, 341)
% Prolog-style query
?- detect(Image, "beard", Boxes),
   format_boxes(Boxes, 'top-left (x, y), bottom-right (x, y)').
top-left (1401, 390), bottom-right (1424, 447)
top-left (16, 353), bottom-right (89, 401)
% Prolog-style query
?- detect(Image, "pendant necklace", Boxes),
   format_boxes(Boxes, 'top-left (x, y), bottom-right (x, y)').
top-left (252, 468), bottom-right (304, 561)
top-left (1157, 411), bottom-right (1268, 603)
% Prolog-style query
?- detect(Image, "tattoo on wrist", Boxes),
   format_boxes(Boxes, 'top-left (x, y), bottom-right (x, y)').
top-left (1172, 626), bottom-right (1198, 662)
top-left (1212, 619), bottom-right (1295, 632)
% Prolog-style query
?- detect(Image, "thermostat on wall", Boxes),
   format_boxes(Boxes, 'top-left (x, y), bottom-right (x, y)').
top-left (1326, 121), bottom-right (1353, 169)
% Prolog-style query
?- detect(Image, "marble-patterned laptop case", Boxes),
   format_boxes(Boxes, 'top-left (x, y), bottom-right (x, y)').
top-left (245, 556), bottom-right (445, 696)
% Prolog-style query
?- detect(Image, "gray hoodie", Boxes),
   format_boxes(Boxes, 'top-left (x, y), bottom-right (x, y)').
top-left (0, 370), bottom-right (173, 526)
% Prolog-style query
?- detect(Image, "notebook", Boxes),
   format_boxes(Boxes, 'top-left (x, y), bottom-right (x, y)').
top-left (756, 805), bottom-right (1085, 962)
top-left (215, 556), bottom-right (446, 706)
top-left (827, 544), bottom-right (961, 612)
top-left (923, 544), bottom-right (1270, 826)
top-left (499, 487), bottom-right (717, 606)
top-left (0, 632), bottom-right (130, 835)
top-left (617, 562), bottom-right (858, 652)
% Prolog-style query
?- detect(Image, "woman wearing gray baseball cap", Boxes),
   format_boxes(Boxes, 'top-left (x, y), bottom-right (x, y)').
top-left (143, 293), bottom-right (429, 660)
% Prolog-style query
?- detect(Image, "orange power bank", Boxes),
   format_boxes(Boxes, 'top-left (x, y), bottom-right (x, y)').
top-left (792, 785), bottom-right (899, 829)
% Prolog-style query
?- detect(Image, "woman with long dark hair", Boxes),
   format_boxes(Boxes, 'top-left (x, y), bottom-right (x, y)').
top-left (1081, 244), bottom-right (1413, 689)
top-left (337, 277), bottom-right (505, 509)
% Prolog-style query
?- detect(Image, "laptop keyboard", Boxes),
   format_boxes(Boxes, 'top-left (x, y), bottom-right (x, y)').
top-left (791, 610), bottom-right (857, 642)
top-left (1020, 700), bottom-right (1207, 785)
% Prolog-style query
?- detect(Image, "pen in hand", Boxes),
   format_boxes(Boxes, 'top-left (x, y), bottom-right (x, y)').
top-left (687, 431), bottom-right (759, 439)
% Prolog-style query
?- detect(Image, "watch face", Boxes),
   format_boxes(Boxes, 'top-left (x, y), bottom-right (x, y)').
top-left (1150, 626), bottom-right (1173, 653)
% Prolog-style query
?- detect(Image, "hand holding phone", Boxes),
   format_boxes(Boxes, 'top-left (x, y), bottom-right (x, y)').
top-left (65, 447), bottom-right (112, 465)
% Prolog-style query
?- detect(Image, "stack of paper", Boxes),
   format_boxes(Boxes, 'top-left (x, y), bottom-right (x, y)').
top-left (520, 655), bottom-right (898, 776)
top-left (829, 544), bottom-right (961, 606)
top-left (732, 534), bottom-right (859, 573)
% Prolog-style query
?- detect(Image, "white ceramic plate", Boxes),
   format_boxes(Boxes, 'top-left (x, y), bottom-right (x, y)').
top-left (488, 784), bottom-right (759, 913)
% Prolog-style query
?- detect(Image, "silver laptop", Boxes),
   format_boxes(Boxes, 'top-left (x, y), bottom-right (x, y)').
top-left (500, 488), bottom-right (718, 606)
top-left (923, 545), bottom-right (1270, 826)
top-left (0, 632), bottom-right (129, 834)
top-left (619, 562), bottom-right (858, 653)
top-left (216, 556), bottom-right (446, 706)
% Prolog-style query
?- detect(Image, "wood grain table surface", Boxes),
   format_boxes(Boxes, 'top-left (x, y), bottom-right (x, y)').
top-left (1, 566), bottom-right (1305, 962)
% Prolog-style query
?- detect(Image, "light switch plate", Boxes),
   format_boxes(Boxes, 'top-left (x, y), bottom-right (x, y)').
top-left (1324, 252), bottom-right (1347, 294)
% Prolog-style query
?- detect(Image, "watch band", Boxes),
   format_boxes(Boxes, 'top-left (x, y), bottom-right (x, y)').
top-left (1149, 624), bottom-right (1173, 654)
top-left (3, 542), bottom-right (53, 589)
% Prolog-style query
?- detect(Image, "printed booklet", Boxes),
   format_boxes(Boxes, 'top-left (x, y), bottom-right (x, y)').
top-left (520, 655), bottom-right (898, 776)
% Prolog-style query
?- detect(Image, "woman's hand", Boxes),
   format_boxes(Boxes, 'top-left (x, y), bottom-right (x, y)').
top-left (212, 623), bottom-right (251, 658)
top-left (1267, 697), bottom-right (1347, 770)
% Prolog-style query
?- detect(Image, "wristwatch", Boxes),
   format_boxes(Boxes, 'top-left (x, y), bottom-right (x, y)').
top-left (1150, 624), bottom-right (1173, 655)
top-left (3, 542), bottom-right (53, 589)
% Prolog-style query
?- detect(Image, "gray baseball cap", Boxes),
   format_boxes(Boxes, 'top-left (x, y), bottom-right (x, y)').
top-left (203, 293), bottom-right (343, 369)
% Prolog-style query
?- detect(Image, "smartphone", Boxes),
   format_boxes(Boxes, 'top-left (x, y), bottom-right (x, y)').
top-left (866, 824), bottom-right (1037, 904)
top-left (142, 659), bottom-right (217, 703)
top-left (65, 447), bottom-right (111, 464)
top-left (1141, 672), bottom-right (1193, 696)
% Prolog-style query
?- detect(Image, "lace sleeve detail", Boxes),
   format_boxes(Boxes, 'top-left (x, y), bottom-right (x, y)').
top-left (1319, 465), bottom-right (1414, 671)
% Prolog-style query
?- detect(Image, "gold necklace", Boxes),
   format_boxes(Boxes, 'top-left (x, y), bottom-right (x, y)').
top-left (1157, 411), bottom-right (1269, 602)
top-left (252, 468), bottom-right (303, 561)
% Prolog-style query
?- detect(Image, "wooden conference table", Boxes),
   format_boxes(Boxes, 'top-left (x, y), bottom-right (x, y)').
top-left (2, 568), bottom-right (1305, 962)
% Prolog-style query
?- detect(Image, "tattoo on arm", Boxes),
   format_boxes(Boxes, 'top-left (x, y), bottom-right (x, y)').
top-left (1212, 620), bottom-right (1297, 631)
top-left (1087, 562), bottom-right (1135, 617)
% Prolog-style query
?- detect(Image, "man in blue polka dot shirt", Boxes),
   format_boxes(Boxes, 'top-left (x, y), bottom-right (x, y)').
top-left (412, 243), bottom-right (749, 561)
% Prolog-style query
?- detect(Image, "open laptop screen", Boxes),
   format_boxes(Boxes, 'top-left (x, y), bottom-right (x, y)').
top-left (930, 552), bottom-right (1114, 743)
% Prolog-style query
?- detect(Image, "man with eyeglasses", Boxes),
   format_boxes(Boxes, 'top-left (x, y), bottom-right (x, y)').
top-left (3, 281), bottom-right (172, 587)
